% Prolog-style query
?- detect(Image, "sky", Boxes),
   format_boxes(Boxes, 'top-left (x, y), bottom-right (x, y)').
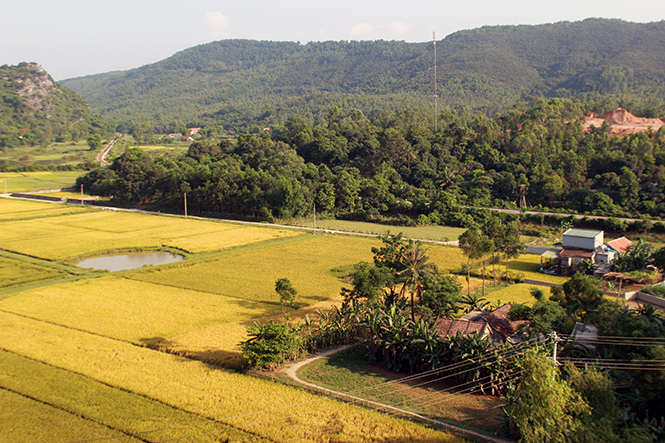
top-left (1, 0), bottom-right (665, 81)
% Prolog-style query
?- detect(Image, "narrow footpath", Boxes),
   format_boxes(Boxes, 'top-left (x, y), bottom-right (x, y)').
top-left (277, 345), bottom-right (513, 443)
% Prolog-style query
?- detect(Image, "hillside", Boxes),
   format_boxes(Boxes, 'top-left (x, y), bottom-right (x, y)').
top-left (60, 18), bottom-right (665, 128)
top-left (0, 63), bottom-right (108, 149)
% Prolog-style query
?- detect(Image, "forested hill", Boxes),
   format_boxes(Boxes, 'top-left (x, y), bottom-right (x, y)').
top-left (61, 18), bottom-right (665, 128)
top-left (0, 63), bottom-right (109, 148)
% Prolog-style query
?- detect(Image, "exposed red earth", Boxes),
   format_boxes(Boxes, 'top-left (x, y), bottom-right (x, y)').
top-left (583, 108), bottom-right (665, 136)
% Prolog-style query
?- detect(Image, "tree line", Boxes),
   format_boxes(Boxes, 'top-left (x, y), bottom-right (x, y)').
top-left (79, 97), bottom-right (665, 225)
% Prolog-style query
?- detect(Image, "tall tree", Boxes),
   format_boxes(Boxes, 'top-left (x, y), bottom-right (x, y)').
top-left (458, 226), bottom-right (494, 296)
top-left (275, 278), bottom-right (298, 324)
top-left (510, 348), bottom-right (589, 443)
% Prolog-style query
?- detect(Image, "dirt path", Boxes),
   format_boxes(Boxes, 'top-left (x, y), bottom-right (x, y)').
top-left (277, 345), bottom-right (513, 443)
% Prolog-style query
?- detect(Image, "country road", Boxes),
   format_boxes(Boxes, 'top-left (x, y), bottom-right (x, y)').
top-left (465, 205), bottom-right (656, 224)
top-left (95, 135), bottom-right (119, 166)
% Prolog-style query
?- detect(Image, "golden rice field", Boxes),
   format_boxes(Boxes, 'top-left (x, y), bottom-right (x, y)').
top-left (507, 254), bottom-right (569, 284)
top-left (0, 199), bottom-right (304, 259)
top-left (483, 283), bottom-right (540, 307)
top-left (0, 198), bottom-right (475, 442)
top-left (131, 234), bottom-right (379, 305)
top-left (288, 218), bottom-right (468, 242)
top-left (0, 311), bottom-right (463, 443)
top-left (0, 198), bottom-right (89, 221)
top-left (0, 256), bottom-right (67, 289)
top-left (0, 197), bottom-right (567, 442)
top-left (0, 171), bottom-right (82, 193)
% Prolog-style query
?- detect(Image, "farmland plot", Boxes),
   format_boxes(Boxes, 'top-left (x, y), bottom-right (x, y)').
top-left (0, 256), bottom-right (66, 288)
top-left (0, 204), bottom-right (303, 260)
top-left (131, 234), bottom-right (380, 305)
top-left (0, 198), bottom-right (89, 221)
top-left (0, 311), bottom-right (463, 443)
top-left (0, 276), bottom-right (277, 343)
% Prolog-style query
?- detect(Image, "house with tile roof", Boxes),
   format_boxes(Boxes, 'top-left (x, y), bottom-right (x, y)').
top-left (540, 229), bottom-right (632, 277)
top-left (433, 304), bottom-right (528, 344)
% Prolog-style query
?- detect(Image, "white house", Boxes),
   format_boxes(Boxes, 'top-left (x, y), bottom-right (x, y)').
top-left (562, 229), bottom-right (604, 250)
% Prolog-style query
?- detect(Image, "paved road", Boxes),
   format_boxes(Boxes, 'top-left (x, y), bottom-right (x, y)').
top-left (465, 205), bottom-right (654, 224)
top-left (95, 136), bottom-right (118, 166)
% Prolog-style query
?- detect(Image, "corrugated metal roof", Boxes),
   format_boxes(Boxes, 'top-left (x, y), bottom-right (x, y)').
top-left (607, 237), bottom-right (633, 253)
top-left (563, 228), bottom-right (603, 238)
top-left (541, 250), bottom-right (560, 259)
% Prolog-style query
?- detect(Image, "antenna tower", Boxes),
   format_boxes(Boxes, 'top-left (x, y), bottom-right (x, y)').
top-left (433, 31), bottom-right (438, 132)
top-left (519, 185), bottom-right (527, 212)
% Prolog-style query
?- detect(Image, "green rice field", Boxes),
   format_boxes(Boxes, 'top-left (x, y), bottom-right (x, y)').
top-left (0, 171), bottom-right (83, 193)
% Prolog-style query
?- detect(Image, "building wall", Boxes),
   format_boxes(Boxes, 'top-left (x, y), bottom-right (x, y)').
top-left (563, 232), bottom-right (603, 250)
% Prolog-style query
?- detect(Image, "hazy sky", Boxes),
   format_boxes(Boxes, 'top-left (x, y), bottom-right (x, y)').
top-left (1, 0), bottom-right (664, 81)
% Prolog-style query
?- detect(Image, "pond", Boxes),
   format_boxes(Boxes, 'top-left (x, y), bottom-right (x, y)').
top-left (76, 251), bottom-right (184, 272)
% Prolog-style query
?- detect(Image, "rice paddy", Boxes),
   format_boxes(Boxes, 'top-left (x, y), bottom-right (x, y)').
top-left (0, 256), bottom-right (67, 288)
top-left (0, 171), bottom-right (82, 193)
top-left (0, 196), bottom-right (561, 442)
top-left (0, 199), bottom-right (304, 260)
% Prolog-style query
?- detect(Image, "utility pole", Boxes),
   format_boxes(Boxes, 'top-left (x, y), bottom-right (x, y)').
top-left (80, 184), bottom-right (84, 206)
top-left (313, 203), bottom-right (316, 229)
top-left (549, 331), bottom-right (562, 379)
top-left (433, 31), bottom-right (438, 132)
top-left (184, 193), bottom-right (188, 218)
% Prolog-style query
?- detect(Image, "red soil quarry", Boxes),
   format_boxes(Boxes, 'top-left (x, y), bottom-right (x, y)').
top-left (583, 108), bottom-right (665, 136)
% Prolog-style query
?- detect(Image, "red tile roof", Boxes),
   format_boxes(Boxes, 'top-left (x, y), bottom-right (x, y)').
top-left (433, 318), bottom-right (487, 338)
top-left (484, 304), bottom-right (528, 339)
top-left (435, 304), bottom-right (527, 341)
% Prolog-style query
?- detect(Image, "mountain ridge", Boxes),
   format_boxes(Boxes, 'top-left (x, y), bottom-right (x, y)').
top-left (58, 18), bottom-right (665, 128)
top-left (0, 62), bottom-right (108, 148)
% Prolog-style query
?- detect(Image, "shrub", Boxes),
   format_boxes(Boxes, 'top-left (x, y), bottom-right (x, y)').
top-left (240, 321), bottom-right (303, 369)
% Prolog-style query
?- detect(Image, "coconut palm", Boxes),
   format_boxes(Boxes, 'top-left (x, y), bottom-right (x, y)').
top-left (397, 241), bottom-right (439, 320)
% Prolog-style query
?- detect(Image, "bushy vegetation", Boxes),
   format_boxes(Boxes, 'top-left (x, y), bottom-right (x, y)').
top-left (507, 273), bottom-right (665, 442)
top-left (76, 97), bottom-right (665, 228)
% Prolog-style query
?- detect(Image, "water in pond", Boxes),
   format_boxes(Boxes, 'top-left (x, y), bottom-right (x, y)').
top-left (76, 251), bottom-right (184, 272)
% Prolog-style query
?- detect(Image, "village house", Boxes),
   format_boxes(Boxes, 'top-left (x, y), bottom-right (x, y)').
top-left (540, 228), bottom-right (632, 276)
top-left (433, 304), bottom-right (528, 344)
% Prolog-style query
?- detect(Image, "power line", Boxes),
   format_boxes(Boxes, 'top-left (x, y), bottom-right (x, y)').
top-left (165, 342), bottom-right (541, 443)
top-left (71, 337), bottom-right (545, 443)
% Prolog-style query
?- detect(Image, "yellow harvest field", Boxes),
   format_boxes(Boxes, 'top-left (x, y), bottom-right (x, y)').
top-left (0, 311), bottom-right (463, 443)
top-left (0, 198), bottom-right (89, 220)
top-left (0, 351), bottom-right (245, 442)
top-left (0, 256), bottom-right (67, 288)
top-left (483, 283), bottom-right (540, 307)
top-left (508, 254), bottom-right (569, 284)
top-left (1, 198), bottom-right (561, 442)
top-left (0, 205), bottom-right (304, 259)
top-left (0, 276), bottom-right (277, 343)
top-left (0, 389), bottom-right (141, 443)
top-left (131, 234), bottom-right (380, 304)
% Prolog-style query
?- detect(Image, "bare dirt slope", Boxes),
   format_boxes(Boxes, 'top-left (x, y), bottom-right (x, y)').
top-left (583, 108), bottom-right (665, 136)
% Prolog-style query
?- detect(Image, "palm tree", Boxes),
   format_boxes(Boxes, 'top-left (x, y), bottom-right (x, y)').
top-left (397, 241), bottom-right (438, 320)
